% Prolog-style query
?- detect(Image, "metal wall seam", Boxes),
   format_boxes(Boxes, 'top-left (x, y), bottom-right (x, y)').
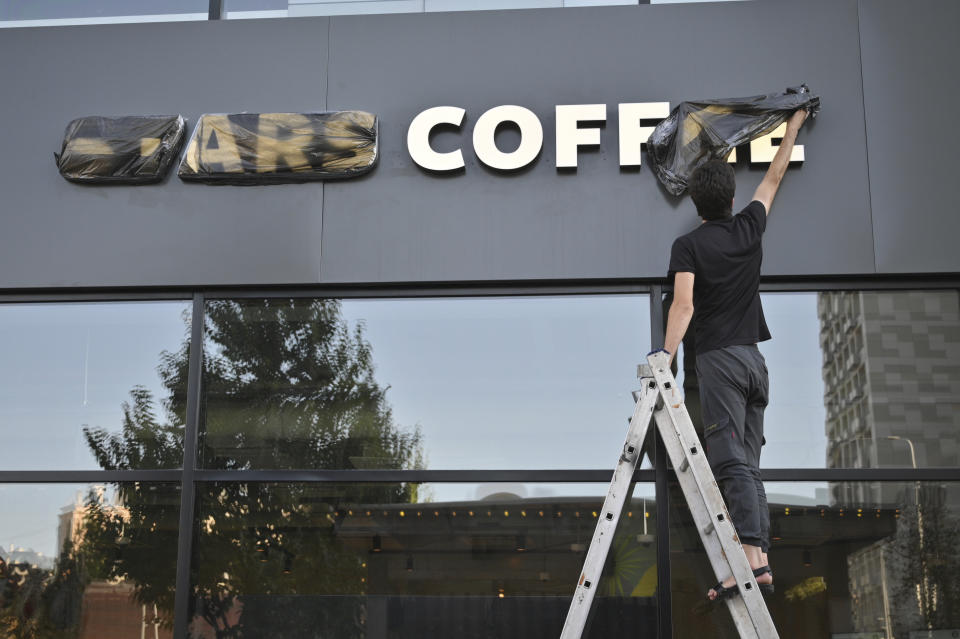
top-left (173, 293), bottom-right (205, 639)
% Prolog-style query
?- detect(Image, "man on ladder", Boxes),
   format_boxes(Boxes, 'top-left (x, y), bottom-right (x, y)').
top-left (653, 107), bottom-right (808, 602)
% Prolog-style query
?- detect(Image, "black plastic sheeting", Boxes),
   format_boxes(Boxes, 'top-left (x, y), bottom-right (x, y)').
top-left (177, 111), bottom-right (379, 184)
top-left (55, 115), bottom-right (185, 184)
top-left (647, 85), bottom-right (821, 196)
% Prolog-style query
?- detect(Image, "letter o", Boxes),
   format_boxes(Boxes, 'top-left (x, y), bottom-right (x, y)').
top-left (472, 105), bottom-right (543, 171)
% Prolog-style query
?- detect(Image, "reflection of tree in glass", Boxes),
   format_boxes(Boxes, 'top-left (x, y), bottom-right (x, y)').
top-left (888, 484), bottom-right (960, 636)
top-left (199, 299), bottom-right (423, 471)
top-left (78, 298), bottom-right (423, 638)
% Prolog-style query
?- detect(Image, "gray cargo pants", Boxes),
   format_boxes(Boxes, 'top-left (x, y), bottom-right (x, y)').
top-left (696, 344), bottom-right (770, 552)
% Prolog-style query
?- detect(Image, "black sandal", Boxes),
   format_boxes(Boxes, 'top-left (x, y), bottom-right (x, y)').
top-left (753, 566), bottom-right (775, 596)
top-left (708, 567), bottom-right (775, 603)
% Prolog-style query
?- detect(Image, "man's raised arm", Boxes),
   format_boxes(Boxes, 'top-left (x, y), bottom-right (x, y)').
top-left (752, 109), bottom-right (809, 215)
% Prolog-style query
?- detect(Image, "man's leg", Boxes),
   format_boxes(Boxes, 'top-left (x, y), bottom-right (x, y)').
top-left (742, 346), bottom-right (772, 586)
top-left (696, 348), bottom-right (768, 598)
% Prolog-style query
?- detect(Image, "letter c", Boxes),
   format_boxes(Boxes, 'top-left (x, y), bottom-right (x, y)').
top-left (407, 106), bottom-right (466, 171)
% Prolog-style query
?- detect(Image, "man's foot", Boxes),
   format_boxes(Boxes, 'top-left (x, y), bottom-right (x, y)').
top-left (707, 576), bottom-right (738, 602)
top-left (706, 567), bottom-right (774, 601)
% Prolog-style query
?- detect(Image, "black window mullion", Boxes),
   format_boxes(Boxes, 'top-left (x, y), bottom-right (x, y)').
top-left (173, 293), bottom-right (205, 639)
top-left (4, 467), bottom-right (951, 483)
top-left (648, 284), bottom-right (673, 639)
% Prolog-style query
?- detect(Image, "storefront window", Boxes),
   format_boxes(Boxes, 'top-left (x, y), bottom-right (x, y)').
top-left (0, 483), bottom-right (181, 636)
top-left (188, 482), bottom-right (656, 638)
top-left (669, 480), bottom-right (960, 639)
top-left (0, 302), bottom-right (192, 470)
top-left (198, 295), bottom-right (650, 469)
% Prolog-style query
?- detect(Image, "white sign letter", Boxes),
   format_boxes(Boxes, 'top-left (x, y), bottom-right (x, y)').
top-left (556, 104), bottom-right (606, 169)
top-left (407, 106), bottom-right (466, 171)
top-left (618, 102), bottom-right (670, 167)
top-left (472, 105), bottom-right (543, 171)
top-left (749, 123), bottom-right (805, 164)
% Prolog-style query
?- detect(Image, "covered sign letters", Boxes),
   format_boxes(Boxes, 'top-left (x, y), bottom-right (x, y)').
top-left (177, 111), bottom-right (379, 184)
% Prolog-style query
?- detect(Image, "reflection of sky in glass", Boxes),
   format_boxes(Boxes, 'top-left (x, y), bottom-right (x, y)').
top-left (340, 296), bottom-right (649, 473)
top-left (758, 293), bottom-right (827, 469)
top-left (340, 293), bottom-right (828, 477)
top-left (416, 481), bottom-right (656, 505)
top-left (0, 302), bottom-right (190, 470)
top-left (0, 484), bottom-right (92, 564)
top-left (763, 482), bottom-right (829, 507)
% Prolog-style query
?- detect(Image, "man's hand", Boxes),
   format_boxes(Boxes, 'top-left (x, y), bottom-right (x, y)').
top-left (786, 108), bottom-right (808, 134)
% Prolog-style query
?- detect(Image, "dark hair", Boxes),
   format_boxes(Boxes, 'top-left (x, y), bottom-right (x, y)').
top-left (688, 160), bottom-right (735, 220)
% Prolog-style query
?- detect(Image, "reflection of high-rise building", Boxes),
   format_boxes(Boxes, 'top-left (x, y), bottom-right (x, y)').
top-left (821, 291), bottom-right (960, 637)
top-left (56, 486), bottom-right (126, 558)
top-left (57, 491), bottom-right (90, 559)
top-left (818, 291), bottom-right (960, 506)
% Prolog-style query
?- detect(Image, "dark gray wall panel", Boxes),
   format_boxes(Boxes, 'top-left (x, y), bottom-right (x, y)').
top-left (321, 0), bottom-right (874, 283)
top-left (860, 0), bottom-right (960, 274)
top-left (0, 18), bottom-right (327, 288)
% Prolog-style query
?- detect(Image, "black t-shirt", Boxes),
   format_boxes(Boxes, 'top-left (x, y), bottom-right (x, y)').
top-left (668, 200), bottom-right (771, 354)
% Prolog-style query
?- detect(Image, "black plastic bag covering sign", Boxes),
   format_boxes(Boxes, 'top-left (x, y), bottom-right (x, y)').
top-left (646, 85), bottom-right (821, 196)
top-left (177, 111), bottom-right (379, 184)
top-left (55, 115), bottom-right (185, 184)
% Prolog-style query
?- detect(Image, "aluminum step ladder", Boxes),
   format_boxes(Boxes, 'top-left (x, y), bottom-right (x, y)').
top-left (559, 351), bottom-right (779, 639)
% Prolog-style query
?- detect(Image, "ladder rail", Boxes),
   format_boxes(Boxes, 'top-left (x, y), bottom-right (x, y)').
top-left (558, 375), bottom-right (659, 639)
top-left (647, 352), bottom-right (779, 638)
top-left (652, 406), bottom-right (774, 637)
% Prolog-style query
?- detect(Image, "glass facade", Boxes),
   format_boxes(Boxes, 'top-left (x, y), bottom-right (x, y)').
top-left (2, 287), bottom-right (958, 638)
